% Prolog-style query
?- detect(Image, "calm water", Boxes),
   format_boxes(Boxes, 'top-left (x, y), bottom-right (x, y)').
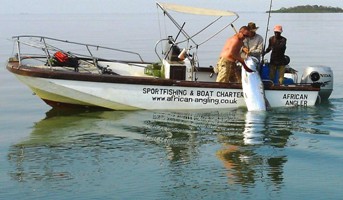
top-left (1, 11), bottom-right (343, 200)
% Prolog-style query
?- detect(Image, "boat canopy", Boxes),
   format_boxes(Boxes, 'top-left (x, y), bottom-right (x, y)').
top-left (157, 2), bottom-right (237, 17)
top-left (155, 2), bottom-right (239, 50)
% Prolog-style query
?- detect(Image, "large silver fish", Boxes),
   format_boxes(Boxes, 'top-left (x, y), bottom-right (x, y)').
top-left (241, 56), bottom-right (267, 111)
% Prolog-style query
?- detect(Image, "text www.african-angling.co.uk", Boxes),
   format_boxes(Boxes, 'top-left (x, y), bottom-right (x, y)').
top-left (151, 96), bottom-right (237, 105)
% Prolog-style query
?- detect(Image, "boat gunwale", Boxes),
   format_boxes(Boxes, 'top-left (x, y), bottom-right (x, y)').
top-left (7, 61), bottom-right (320, 92)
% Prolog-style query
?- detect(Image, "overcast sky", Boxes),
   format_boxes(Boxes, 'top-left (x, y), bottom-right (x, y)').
top-left (1, 0), bottom-right (342, 14)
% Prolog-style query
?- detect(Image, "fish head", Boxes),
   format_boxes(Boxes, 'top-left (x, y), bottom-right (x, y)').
top-left (244, 56), bottom-right (259, 71)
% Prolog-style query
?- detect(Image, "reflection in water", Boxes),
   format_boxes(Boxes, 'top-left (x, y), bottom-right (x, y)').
top-left (243, 112), bottom-right (267, 145)
top-left (216, 110), bottom-right (289, 189)
top-left (214, 103), bottom-right (335, 191)
top-left (7, 105), bottom-right (334, 194)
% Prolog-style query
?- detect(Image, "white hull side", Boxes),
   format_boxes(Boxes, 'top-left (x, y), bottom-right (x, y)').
top-left (265, 89), bottom-right (317, 107)
top-left (15, 74), bottom-right (319, 110)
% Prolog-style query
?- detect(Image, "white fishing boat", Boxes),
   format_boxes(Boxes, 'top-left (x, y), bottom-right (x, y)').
top-left (6, 2), bottom-right (333, 111)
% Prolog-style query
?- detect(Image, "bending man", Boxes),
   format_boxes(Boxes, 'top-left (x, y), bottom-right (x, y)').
top-left (216, 26), bottom-right (251, 83)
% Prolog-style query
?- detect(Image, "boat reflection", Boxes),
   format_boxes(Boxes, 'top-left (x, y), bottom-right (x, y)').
top-left (7, 106), bottom-right (332, 188)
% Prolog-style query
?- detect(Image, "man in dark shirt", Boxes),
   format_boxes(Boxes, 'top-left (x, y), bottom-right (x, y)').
top-left (264, 25), bottom-right (287, 85)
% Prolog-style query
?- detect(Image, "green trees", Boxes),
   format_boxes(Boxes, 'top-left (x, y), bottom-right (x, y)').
top-left (269, 5), bottom-right (343, 13)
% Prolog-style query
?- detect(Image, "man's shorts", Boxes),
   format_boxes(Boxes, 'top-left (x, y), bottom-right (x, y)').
top-left (216, 57), bottom-right (241, 83)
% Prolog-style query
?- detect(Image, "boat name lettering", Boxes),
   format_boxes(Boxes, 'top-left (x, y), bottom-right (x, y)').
top-left (142, 88), bottom-right (187, 95)
top-left (216, 91), bottom-right (244, 98)
top-left (165, 96), bottom-right (237, 105)
top-left (196, 90), bottom-right (213, 96)
top-left (191, 90), bottom-right (242, 98)
top-left (151, 96), bottom-right (238, 105)
top-left (285, 100), bottom-right (308, 106)
top-left (282, 94), bottom-right (308, 100)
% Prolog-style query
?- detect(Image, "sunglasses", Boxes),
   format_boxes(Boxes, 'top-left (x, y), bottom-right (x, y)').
top-left (242, 32), bottom-right (250, 38)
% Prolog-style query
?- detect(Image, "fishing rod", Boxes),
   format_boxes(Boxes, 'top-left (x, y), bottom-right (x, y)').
top-left (230, 24), bottom-right (238, 33)
top-left (262, 0), bottom-right (273, 63)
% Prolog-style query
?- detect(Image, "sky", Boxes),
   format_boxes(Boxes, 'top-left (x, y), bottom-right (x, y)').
top-left (0, 0), bottom-right (342, 14)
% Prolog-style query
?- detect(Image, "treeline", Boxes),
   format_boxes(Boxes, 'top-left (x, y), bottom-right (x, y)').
top-left (269, 5), bottom-right (343, 13)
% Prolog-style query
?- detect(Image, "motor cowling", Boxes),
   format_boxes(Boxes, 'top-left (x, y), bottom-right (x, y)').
top-left (300, 65), bottom-right (333, 100)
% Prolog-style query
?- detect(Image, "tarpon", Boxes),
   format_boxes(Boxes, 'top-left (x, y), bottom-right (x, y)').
top-left (241, 56), bottom-right (267, 111)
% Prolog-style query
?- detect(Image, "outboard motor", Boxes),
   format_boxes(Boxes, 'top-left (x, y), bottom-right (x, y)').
top-left (300, 65), bottom-right (333, 100)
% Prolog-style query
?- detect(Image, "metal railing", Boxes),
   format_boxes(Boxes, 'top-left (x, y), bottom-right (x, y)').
top-left (12, 35), bottom-right (145, 66)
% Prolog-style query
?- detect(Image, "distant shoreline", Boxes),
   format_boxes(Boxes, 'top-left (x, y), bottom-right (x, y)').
top-left (269, 5), bottom-right (343, 13)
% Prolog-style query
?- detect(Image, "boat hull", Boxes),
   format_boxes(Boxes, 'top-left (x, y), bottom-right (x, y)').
top-left (8, 63), bottom-right (320, 110)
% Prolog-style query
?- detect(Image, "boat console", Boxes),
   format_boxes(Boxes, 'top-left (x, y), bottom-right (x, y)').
top-left (162, 36), bottom-right (193, 81)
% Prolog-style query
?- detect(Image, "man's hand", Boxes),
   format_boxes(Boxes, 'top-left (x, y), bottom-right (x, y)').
top-left (242, 47), bottom-right (249, 54)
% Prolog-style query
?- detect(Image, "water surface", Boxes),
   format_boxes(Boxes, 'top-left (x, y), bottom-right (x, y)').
top-left (1, 11), bottom-right (343, 200)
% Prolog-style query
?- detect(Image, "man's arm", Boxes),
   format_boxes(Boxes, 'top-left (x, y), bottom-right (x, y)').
top-left (263, 37), bottom-right (273, 55)
top-left (231, 39), bottom-right (254, 73)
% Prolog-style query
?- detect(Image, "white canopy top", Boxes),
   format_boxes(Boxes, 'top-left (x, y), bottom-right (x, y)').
top-left (157, 2), bottom-right (237, 17)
